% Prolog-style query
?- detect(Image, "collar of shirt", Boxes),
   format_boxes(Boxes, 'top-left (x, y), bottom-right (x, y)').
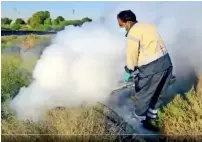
top-left (125, 21), bottom-right (137, 37)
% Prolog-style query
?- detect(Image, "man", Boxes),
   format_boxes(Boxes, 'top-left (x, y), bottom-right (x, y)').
top-left (117, 10), bottom-right (173, 131)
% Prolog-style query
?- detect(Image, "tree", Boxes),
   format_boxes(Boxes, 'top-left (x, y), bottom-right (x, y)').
top-left (44, 11), bottom-right (50, 19)
top-left (44, 18), bottom-right (52, 25)
top-left (82, 17), bottom-right (92, 22)
top-left (1, 17), bottom-right (12, 25)
top-left (28, 11), bottom-right (50, 28)
top-left (56, 16), bottom-right (65, 22)
top-left (15, 18), bottom-right (26, 25)
top-left (12, 24), bottom-right (21, 30)
top-left (27, 18), bottom-right (31, 25)
top-left (53, 19), bottom-right (60, 25)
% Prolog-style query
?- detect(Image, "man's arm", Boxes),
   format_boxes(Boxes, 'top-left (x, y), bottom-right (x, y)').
top-left (125, 34), bottom-right (140, 73)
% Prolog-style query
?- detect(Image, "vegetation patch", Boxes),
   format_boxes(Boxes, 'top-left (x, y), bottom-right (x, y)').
top-left (153, 76), bottom-right (202, 137)
top-left (1, 35), bottom-right (202, 141)
top-left (1, 35), bottom-right (53, 51)
top-left (1, 11), bottom-right (92, 32)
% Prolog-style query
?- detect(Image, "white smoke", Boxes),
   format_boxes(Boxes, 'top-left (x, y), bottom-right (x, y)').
top-left (104, 1), bottom-right (202, 93)
top-left (10, 24), bottom-right (126, 121)
top-left (10, 2), bottom-right (202, 123)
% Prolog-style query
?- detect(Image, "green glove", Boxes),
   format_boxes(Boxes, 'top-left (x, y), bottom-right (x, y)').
top-left (122, 72), bottom-right (131, 83)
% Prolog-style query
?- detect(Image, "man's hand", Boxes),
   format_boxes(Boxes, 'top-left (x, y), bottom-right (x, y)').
top-left (122, 72), bottom-right (131, 83)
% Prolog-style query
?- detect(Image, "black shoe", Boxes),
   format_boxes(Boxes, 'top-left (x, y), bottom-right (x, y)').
top-left (141, 119), bottom-right (160, 132)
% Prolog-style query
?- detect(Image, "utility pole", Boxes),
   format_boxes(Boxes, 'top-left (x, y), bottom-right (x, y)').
top-left (73, 9), bottom-right (75, 15)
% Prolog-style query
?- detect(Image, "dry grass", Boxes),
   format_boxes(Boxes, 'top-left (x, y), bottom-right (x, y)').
top-left (1, 107), bottom-right (117, 142)
top-left (1, 35), bottom-right (53, 50)
top-left (2, 35), bottom-right (202, 141)
top-left (2, 107), bottom-right (106, 135)
top-left (158, 75), bottom-right (202, 137)
top-left (19, 35), bottom-right (52, 49)
top-left (1, 54), bottom-right (109, 138)
top-left (1, 36), bottom-right (119, 142)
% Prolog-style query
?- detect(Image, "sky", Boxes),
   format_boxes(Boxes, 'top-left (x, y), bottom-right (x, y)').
top-left (1, 1), bottom-right (201, 23)
top-left (1, 1), bottom-right (119, 20)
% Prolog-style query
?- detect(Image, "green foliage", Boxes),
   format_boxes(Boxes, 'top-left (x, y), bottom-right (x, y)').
top-left (64, 20), bottom-right (82, 26)
top-left (15, 18), bottom-right (26, 25)
top-left (82, 17), bottom-right (92, 22)
top-left (27, 18), bottom-right (31, 25)
top-left (19, 25), bottom-right (32, 31)
top-left (29, 11), bottom-right (51, 28)
top-left (11, 24), bottom-right (21, 30)
top-left (1, 55), bottom-right (31, 103)
top-left (2, 24), bottom-right (30, 31)
top-left (51, 24), bottom-right (65, 31)
top-left (44, 11), bottom-right (50, 19)
top-left (1, 25), bottom-right (12, 31)
top-left (1, 17), bottom-right (12, 25)
top-left (56, 16), bottom-right (65, 22)
top-left (1, 10), bottom-right (92, 31)
top-left (1, 55), bottom-right (32, 119)
top-left (53, 18), bottom-right (60, 25)
top-left (44, 18), bottom-right (52, 25)
top-left (34, 24), bottom-right (52, 31)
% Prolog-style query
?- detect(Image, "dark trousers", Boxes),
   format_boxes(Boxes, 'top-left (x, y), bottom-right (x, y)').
top-left (134, 66), bottom-right (173, 119)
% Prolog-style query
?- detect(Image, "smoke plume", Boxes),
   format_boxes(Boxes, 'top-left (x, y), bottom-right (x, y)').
top-left (10, 24), bottom-right (125, 121)
top-left (10, 1), bottom-right (202, 125)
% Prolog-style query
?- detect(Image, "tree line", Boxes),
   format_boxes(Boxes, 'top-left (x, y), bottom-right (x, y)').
top-left (1, 11), bottom-right (92, 31)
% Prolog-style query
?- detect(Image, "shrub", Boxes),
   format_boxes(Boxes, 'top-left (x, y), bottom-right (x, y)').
top-left (15, 18), bottom-right (26, 25)
top-left (44, 18), bottom-right (52, 25)
top-left (11, 24), bottom-right (21, 30)
top-left (1, 106), bottom-right (116, 142)
top-left (157, 86), bottom-right (202, 135)
top-left (1, 55), bottom-right (32, 118)
top-left (56, 16), bottom-right (65, 22)
top-left (1, 55), bottom-right (31, 103)
top-left (1, 17), bottom-right (12, 25)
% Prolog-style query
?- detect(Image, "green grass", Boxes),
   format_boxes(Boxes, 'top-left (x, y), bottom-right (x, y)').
top-left (1, 54), bottom-right (32, 118)
top-left (1, 55), bottom-right (31, 102)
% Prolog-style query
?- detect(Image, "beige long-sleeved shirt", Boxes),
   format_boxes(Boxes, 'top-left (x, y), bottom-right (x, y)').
top-left (126, 23), bottom-right (168, 70)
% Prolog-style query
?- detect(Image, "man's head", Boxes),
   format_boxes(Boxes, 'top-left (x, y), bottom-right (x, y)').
top-left (117, 10), bottom-right (137, 31)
